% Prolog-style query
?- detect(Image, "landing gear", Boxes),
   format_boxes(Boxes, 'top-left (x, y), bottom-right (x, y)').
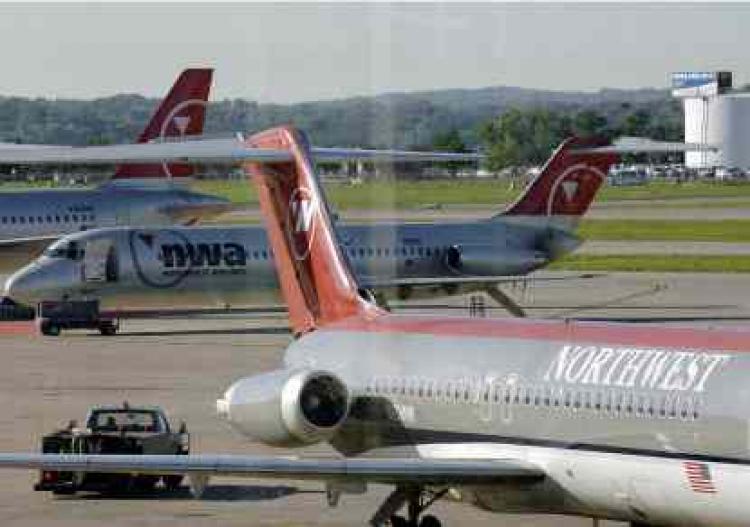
top-left (370, 486), bottom-right (447, 527)
top-left (389, 512), bottom-right (442, 527)
top-left (417, 515), bottom-right (441, 527)
top-left (484, 285), bottom-right (526, 318)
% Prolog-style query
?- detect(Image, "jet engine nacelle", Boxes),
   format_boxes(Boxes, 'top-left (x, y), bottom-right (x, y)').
top-left (444, 244), bottom-right (499, 275)
top-left (217, 369), bottom-right (350, 447)
top-left (444, 243), bottom-right (547, 276)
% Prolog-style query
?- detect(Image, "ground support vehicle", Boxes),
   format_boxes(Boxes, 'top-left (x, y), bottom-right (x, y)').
top-left (34, 403), bottom-right (189, 494)
top-left (36, 300), bottom-right (118, 336)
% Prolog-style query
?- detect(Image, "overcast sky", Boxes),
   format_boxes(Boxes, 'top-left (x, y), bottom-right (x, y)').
top-left (0, 3), bottom-right (748, 102)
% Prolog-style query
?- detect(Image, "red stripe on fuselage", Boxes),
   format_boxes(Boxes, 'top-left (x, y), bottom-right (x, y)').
top-left (326, 315), bottom-right (750, 352)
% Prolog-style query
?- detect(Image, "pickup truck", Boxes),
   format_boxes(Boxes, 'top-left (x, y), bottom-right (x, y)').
top-left (34, 403), bottom-right (189, 494)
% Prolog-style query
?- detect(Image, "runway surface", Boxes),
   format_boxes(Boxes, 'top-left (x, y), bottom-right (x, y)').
top-left (0, 272), bottom-right (749, 525)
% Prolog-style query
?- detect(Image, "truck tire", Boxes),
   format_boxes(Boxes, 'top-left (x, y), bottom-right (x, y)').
top-left (163, 474), bottom-right (183, 491)
top-left (40, 322), bottom-right (61, 337)
top-left (98, 323), bottom-right (117, 336)
top-left (52, 487), bottom-right (76, 496)
top-left (134, 475), bottom-right (158, 492)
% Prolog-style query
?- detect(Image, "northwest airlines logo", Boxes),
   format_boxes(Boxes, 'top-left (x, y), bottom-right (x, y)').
top-left (544, 345), bottom-right (731, 393)
top-left (546, 164), bottom-right (605, 215)
top-left (159, 98), bottom-right (207, 179)
top-left (287, 187), bottom-right (317, 261)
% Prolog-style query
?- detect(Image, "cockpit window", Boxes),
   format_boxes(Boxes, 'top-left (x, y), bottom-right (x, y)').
top-left (43, 240), bottom-right (84, 261)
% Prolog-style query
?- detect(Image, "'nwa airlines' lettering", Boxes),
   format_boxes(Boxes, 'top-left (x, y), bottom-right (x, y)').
top-left (544, 345), bottom-right (731, 392)
top-left (161, 243), bottom-right (247, 268)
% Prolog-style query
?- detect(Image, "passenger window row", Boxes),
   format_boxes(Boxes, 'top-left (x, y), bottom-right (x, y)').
top-left (1, 213), bottom-right (95, 225)
top-left (342, 245), bottom-right (448, 259)
top-left (364, 377), bottom-right (702, 422)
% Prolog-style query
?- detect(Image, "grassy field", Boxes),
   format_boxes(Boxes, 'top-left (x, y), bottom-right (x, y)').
top-left (551, 254), bottom-right (750, 273)
top-left (189, 179), bottom-right (750, 209)
top-left (579, 219), bottom-right (750, 242)
top-left (4, 178), bottom-right (750, 209)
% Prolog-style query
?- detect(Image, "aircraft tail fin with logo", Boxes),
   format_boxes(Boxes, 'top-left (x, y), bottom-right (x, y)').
top-left (500, 137), bottom-right (617, 222)
top-left (242, 126), bottom-right (384, 337)
top-left (113, 68), bottom-right (213, 180)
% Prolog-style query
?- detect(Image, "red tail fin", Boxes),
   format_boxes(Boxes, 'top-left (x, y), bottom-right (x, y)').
top-left (502, 137), bottom-right (617, 217)
top-left (113, 68), bottom-right (213, 180)
top-left (243, 126), bottom-right (383, 336)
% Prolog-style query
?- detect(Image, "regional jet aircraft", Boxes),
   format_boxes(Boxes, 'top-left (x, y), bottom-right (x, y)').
top-left (0, 68), bottom-right (230, 269)
top-left (0, 126), bottom-right (743, 527)
top-left (3, 138), bottom-right (607, 315)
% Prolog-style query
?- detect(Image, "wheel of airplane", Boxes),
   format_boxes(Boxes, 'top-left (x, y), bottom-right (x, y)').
top-left (419, 514), bottom-right (442, 527)
top-left (389, 515), bottom-right (409, 527)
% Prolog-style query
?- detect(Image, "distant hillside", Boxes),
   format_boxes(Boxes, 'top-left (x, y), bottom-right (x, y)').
top-left (0, 85), bottom-right (678, 148)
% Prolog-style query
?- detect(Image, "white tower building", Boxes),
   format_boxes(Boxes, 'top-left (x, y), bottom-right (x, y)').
top-left (672, 71), bottom-right (750, 169)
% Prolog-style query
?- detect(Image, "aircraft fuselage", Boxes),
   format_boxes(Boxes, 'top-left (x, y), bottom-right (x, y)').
top-left (227, 316), bottom-right (750, 526)
top-left (6, 220), bottom-right (577, 309)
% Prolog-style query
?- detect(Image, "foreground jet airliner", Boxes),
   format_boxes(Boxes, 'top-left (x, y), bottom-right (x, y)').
top-left (0, 68), bottom-right (230, 269)
top-left (3, 138), bottom-right (604, 313)
top-left (0, 126), bottom-right (744, 527)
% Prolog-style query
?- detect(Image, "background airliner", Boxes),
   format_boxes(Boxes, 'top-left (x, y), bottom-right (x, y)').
top-left (2, 126), bottom-right (742, 527)
top-left (3, 138), bottom-right (606, 315)
top-left (0, 68), bottom-right (231, 270)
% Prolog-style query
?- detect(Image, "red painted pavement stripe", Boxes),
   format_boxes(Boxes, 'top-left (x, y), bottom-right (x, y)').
top-left (0, 321), bottom-right (36, 335)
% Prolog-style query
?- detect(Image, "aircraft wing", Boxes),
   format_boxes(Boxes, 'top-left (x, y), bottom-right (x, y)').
top-left (310, 147), bottom-right (482, 163)
top-left (363, 273), bottom-right (602, 289)
top-left (159, 201), bottom-right (244, 223)
top-left (0, 138), bottom-right (288, 165)
top-left (575, 137), bottom-right (720, 154)
top-left (0, 137), bottom-right (482, 165)
top-left (0, 142), bottom-right (69, 150)
top-left (0, 234), bottom-right (60, 250)
top-left (0, 453), bottom-right (543, 485)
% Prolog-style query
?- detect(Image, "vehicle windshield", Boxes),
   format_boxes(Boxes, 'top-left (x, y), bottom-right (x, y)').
top-left (43, 240), bottom-right (84, 261)
top-left (87, 410), bottom-right (162, 433)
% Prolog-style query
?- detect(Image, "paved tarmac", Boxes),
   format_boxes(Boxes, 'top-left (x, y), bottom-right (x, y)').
top-left (1, 272), bottom-right (750, 525)
top-left (576, 240), bottom-right (750, 255)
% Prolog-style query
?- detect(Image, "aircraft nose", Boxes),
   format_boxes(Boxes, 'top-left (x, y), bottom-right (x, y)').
top-left (4, 263), bottom-right (71, 306)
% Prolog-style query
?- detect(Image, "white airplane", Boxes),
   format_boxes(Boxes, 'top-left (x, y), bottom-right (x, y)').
top-left (0, 68), bottom-right (231, 270)
top-left (3, 136), bottom-right (611, 316)
top-left (0, 125), bottom-right (740, 527)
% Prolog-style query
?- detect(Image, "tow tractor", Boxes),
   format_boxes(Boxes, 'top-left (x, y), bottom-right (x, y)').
top-left (34, 403), bottom-right (189, 494)
top-left (36, 300), bottom-right (118, 336)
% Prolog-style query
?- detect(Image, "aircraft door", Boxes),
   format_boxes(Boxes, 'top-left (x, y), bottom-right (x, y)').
top-left (82, 238), bottom-right (118, 283)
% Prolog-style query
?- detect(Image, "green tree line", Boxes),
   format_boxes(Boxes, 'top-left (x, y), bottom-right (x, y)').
top-left (0, 85), bottom-right (681, 171)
